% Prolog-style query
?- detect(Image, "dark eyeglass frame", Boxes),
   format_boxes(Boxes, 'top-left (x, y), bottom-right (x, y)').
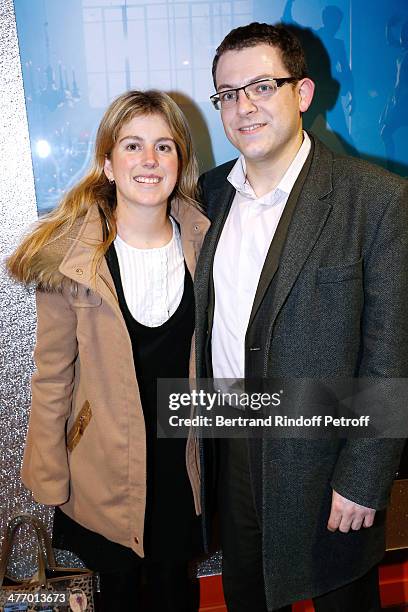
top-left (210, 77), bottom-right (298, 110)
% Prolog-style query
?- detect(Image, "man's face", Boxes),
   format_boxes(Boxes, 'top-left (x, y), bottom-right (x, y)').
top-left (215, 44), bottom-right (314, 168)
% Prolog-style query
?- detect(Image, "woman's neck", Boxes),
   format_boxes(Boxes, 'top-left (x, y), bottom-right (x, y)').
top-left (115, 202), bottom-right (172, 249)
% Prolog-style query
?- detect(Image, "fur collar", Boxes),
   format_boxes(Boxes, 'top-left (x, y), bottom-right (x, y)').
top-left (16, 199), bottom-right (210, 294)
top-left (23, 216), bottom-right (89, 294)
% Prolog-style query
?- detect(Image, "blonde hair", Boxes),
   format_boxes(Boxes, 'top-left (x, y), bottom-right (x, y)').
top-left (8, 90), bottom-right (199, 283)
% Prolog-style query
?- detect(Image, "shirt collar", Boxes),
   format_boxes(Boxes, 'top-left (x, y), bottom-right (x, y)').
top-left (227, 131), bottom-right (311, 205)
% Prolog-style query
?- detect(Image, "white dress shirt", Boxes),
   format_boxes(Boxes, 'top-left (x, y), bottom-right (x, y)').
top-left (114, 216), bottom-right (185, 327)
top-left (212, 132), bottom-right (311, 379)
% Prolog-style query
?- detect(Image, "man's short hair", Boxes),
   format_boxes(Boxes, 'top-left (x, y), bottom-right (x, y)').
top-left (212, 22), bottom-right (308, 88)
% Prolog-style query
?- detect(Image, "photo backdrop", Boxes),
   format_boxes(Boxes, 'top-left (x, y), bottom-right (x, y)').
top-left (14, 0), bottom-right (408, 213)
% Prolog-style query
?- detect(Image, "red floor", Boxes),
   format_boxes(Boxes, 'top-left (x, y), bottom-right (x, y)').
top-left (198, 556), bottom-right (408, 611)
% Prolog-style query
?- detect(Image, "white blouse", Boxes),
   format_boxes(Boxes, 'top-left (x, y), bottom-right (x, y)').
top-left (114, 216), bottom-right (185, 327)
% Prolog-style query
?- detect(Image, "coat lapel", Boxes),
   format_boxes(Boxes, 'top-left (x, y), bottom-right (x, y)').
top-left (58, 205), bottom-right (123, 319)
top-left (248, 136), bottom-right (334, 333)
top-left (170, 198), bottom-right (211, 280)
top-left (247, 145), bottom-right (314, 328)
top-left (195, 182), bottom-right (235, 333)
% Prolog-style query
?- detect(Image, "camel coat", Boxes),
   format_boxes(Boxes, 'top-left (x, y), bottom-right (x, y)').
top-left (20, 200), bottom-right (210, 558)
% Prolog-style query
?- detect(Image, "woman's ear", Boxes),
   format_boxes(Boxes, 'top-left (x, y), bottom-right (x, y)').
top-left (104, 155), bottom-right (113, 182)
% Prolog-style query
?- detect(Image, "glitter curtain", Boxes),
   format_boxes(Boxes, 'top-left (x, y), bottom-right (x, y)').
top-left (0, 0), bottom-right (49, 578)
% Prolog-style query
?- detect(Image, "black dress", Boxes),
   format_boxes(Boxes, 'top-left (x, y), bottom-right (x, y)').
top-left (52, 243), bottom-right (202, 572)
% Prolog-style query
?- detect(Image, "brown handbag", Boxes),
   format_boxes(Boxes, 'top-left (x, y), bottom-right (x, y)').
top-left (0, 514), bottom-right (96, 611)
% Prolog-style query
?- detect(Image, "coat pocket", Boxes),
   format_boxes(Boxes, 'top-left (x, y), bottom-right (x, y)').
top-left (67, 400), bottom-right (93, 452)
top-left (317, 259), bottom-right (363, 284)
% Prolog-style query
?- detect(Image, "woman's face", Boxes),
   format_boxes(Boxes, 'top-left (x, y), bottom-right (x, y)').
top-left (104, 113), bottom-right (179, 212)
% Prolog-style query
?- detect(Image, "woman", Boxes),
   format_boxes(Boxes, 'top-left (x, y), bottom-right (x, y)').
top-left (8, 90), bottom-right (210, 611)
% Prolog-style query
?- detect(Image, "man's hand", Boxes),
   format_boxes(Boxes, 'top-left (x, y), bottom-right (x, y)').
top-left (327, 490), bottom-right (376, 533)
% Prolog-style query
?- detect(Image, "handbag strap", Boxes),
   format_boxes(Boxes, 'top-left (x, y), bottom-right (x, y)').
top-left (21, 514), bottom-right (56, 567)
top-left (0, 514), bottom-right (55, 587)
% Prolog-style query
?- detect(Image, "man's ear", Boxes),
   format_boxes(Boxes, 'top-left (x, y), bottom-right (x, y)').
top-left (298, 78), bottom-right (315, 113)
top-left (104, 155), bottom-right (113, 182)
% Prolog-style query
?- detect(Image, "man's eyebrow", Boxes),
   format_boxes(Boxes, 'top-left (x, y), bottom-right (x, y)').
top-left (217, 74), bottom-right (274, 91)
top-left (118, 135), bottom-right (175, 144)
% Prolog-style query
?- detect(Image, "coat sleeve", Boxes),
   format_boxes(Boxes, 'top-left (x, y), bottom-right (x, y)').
top-left (21, 287), bottom-right (78, 505)
top-left (331, 180), bottom-right (408, 509)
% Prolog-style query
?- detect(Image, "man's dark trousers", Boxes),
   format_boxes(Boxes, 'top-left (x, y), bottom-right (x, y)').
top-left (219, 438), bottom-right (382, 612)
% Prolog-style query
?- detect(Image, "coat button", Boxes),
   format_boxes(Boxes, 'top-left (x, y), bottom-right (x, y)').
top-left (75, 268), bottom-right (83, 275)
top-left (134, 536), bottom-right (139, 544)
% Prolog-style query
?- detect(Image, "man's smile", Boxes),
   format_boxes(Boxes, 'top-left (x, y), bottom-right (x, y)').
top-left (238, 123), bottom-right (267, 133)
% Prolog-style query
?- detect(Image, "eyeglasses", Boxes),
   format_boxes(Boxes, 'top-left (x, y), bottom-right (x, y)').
top-left (210, 77), bottom-right (298, 110)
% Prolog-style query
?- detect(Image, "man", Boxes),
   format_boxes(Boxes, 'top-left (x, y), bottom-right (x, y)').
top-left (195, 22), bottom-right (408, 612)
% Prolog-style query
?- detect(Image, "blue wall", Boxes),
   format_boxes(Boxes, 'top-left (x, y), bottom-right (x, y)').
top-left (14, 0), bottom-right (408, 212)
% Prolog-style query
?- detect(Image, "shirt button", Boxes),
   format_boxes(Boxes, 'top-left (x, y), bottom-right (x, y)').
top-left (193, 224), bottom-right (200, 232)
top-left (75, 268), bottom-right (83, 275)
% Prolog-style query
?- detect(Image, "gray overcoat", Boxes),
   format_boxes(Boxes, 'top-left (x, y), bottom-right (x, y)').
top-left (195, 135), bottom-right (408, 609)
